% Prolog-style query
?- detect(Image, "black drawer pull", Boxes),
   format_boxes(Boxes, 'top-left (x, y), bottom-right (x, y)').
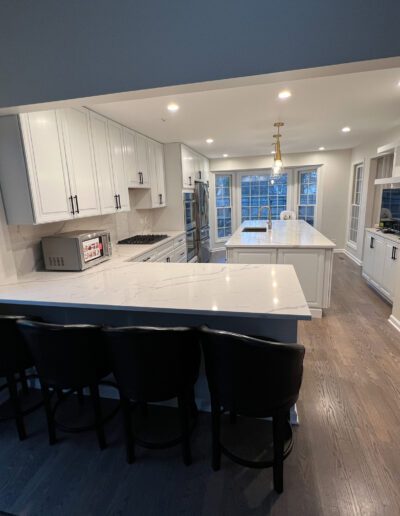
top-left (69, 196), bottom-right (75, 215)
top-left (117, 194), bottom-right (122, 209)
top-left (159, 194), bottom-right (163, 205)
top-left (370, 237), bottom-right (374, 249)
top-left (114, 194), bottom-right (119, 209)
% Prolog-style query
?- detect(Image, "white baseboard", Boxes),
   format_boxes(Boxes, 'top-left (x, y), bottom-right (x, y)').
top-left (388, 314), bottom-right (400, 333)
top-left (343, 249), bottom-right (363, 266)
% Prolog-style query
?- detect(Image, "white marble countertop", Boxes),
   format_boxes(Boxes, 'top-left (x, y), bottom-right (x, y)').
top-left (365, 227), bottom-right (400, 245)
top-left (0, 260), bottom-right (311, 320)
top-left (225, 220), bottom-right (336, 249)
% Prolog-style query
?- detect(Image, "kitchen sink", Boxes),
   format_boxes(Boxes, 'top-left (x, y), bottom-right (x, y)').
top-left (242, 227), bottom-right (267, 232)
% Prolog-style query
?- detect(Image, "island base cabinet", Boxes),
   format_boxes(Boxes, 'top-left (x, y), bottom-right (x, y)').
top-left (277, 249), bottom-right (328, 309)
top-left (227, 248), bottom-right (277, 264)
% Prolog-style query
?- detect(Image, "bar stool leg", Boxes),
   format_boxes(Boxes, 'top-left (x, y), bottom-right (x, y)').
top-left (272, 412), bottom-right (285, 494)
top-left (211, 397), bottom-right (221, 471)
top-left (19, 369), bottom-right (29, 395)
top-left (89, 384), bottom-right (107, 450)
top-left (178, 393), bottom-right (192, 466)
top-left (121, 397), bottom-right (135, 464)
top-left (7, 373), bottom-right (26, 441)
top-left (41, 383), bottom-right (56, 445)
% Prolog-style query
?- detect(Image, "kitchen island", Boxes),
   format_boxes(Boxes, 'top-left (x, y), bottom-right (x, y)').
top-left (0, 259), bottom-right (310, 416)
top-left (226, 220), bottom-right (335, 317)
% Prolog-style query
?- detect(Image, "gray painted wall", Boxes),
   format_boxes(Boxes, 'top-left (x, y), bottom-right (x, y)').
top-left (1, 0), bottom-right (400, 108)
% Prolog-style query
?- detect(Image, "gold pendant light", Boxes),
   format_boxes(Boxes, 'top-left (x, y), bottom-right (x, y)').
top-left (272, 122), bottom-right (284, 175)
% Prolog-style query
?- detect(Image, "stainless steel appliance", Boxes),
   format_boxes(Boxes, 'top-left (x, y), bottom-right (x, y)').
top-left (42, 230), bottom-right (112, 271)
top-left (194, 182), bottom-right (210, 263)
top-left (118, 234), bottom-right (169, 245)
top-left (186, 227), bottom-right (197, 261)
top-left (183, 192), bottom-right (196, 231)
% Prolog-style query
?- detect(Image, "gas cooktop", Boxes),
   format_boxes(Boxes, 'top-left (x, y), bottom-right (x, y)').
top-left (118, 234), bottom-right (169, 245)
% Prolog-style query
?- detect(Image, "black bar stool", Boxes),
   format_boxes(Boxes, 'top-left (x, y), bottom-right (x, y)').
top-left (17, 320), bottom-right (115, 450)
top-left (103, 326), bottom-right (201, 465)
top-left (0, 315), bottom-right (42, 440)
top-left (200, 326), bottom-right (305, 494)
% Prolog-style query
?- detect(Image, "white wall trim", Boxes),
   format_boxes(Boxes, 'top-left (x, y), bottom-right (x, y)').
top-left (211, 246), bottom-right (226, 252)
top-left (333, 248), bottom-right (345, 254)
top-left (388, 314), bottom-right (400, 333)
top-left (343, 248), bottom-right (363, 266)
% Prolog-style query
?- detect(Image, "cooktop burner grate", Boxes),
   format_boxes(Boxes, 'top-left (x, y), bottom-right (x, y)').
top-left (118, 234), bottom-right (169, 245)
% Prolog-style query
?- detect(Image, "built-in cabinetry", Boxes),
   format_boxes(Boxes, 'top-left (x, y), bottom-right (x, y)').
top-left (0, 108), bottom-right (131, 224)
top-left (362, 229), bottom-right (398, 302)
top-left (131, 234), bottom-right (187, 263)
top-left (181, 144), bottom-right (210, 190)
top-left (133, 138), bottom-right (167, 209)
top-left (227, 246), bottom-right (332, 311)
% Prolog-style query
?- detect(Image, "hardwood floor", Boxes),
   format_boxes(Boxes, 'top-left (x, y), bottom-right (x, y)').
top-left (0, 254), bottom-right (399, 516)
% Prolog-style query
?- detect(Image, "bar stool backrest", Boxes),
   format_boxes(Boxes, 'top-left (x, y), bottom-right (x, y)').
top-left (17, 320), bottom-right (106, 389)
top-left (200, 326), bottom-right (305, 417)
top-left (103, 326), bottom-right (201, 402)
top-left (0, 315), bottom-right (31, 376)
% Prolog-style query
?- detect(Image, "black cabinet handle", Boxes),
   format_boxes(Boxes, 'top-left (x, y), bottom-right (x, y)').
top-left (69, 196), bottom-right (75, 215)
top-left (117, 194), bottom-right (122, 209)
top-left (199, 170), bottom-right (202, 180)
top-left (166, 257), bottom-right (170, 262)
top-left (143, 257), bottom-right (151, 262)
top-left (370, 237), bottom-right (374, 249)
top-left (114, 194), bottom-right (119, 209)
top-left (188, 176), bottom-right (192, 186)
top-left (393, 247), bottom-right (398, 260)
top-left (138, 171), bottom-right (143, 184)
top-left (73, 195), bottom-right (80, 214)
top-left (159, 193), bottom-right (162, 205)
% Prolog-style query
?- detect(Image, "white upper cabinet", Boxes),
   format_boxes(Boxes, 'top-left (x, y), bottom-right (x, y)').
top-left (134, 139), bottom-right (167, 209)
top-left (180, 144), bottom-right (209, 188)
top-left (107, 120), bottom-right (130, 212)
top-left (19, 111), bottom-right (74, 223)
top-left (60, 108), bottom-right (101, 218)
top-left (123, 129), bottom-right (150, 188)
top-left (89, 112), bottom-right (118, 214)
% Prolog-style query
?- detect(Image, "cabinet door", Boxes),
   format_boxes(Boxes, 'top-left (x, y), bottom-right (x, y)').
top-left (203, 157), bottom-right (210, 184)
top-left (89, 112), bottom-right (117, 214)
top-left (107, 121), bottom-right (130, 212)
top-left (155, 142), bottom-right (167, 207)
top-left (61, 108), bottom-right (100, 218)
top-left (382, 243), bottom-right (398, 300)
top-left (136, 133), bottom-right (150, 187)
top-left (123, 128), bottom-right (139, 187)
top-left (362, 233), bottom-right (375, 279)
top-left (194, 154), bottom-right (202, 182)
top-left (371, 237), bottom-right (385, 286)
top-left (19, 111), bottom-right (73, 223)
top-left (278, 248), bottom-right (325, 307)
top-left (181, 145), bottom-right (194, 189)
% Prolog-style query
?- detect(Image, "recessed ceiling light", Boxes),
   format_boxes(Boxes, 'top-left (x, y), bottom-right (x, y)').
top-left (319, 146), bottom-right (325, 151)
top-left (223, 153), bottom-right (228, 157)
top-left (342, 126), bottom-right (351, 133)
top-left (278, 90), bottom-right (291, 99)
top-left (206, 138), bottom-right (214, 144)
top-left (167, 102), bottom-right (179, 112)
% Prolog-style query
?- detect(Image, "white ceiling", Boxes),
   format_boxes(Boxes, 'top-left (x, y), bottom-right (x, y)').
top-left (90, 67), bottom-right (400, 159)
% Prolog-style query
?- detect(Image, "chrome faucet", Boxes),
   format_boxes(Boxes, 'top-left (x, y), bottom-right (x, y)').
top-left (258, 205), bottom-right (272, 230)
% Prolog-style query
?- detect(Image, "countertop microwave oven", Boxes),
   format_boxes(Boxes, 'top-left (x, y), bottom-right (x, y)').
top-left (42, 230), bottom-right (112, 271)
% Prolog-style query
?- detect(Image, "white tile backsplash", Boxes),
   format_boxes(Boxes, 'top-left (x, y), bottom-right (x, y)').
top-left (0, 189), bottom-right (156, 278)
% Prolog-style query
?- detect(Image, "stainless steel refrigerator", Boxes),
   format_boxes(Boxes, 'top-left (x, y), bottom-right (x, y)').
top-left (194, 181), bottom-right (210, 262)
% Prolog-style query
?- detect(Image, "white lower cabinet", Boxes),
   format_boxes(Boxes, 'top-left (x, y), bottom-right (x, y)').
top-left (227, 246), bottom-right (333, 310)
top-left (362, 231), bottom-right (399, 302)
top-left (132, 234), bottom-right (186, 263)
